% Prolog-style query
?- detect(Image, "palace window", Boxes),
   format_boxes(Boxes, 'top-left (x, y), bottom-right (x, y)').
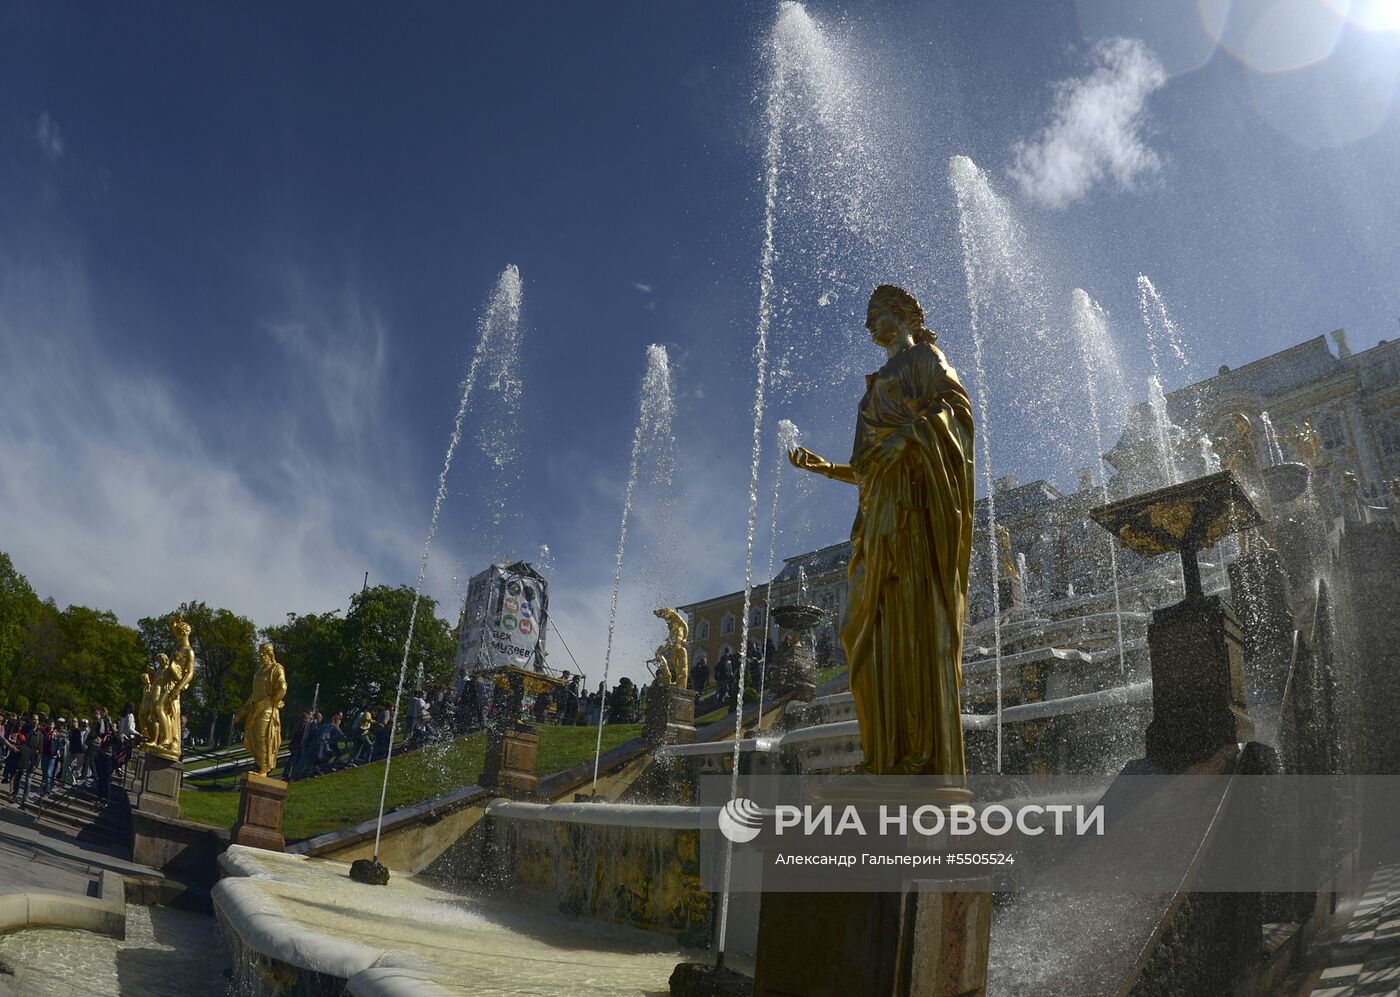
top-left (721, 612), bottom-right (736, 635)
top-left (697, 618), bottom-right (711, 640)
top-left (1319, 413), bottom-right (1346, 450)
top-left (1379, 419), bottom-right (1400, 458)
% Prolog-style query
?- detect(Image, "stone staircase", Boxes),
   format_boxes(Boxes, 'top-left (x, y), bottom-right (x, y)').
top-left (31, 778), bottom-right (131, 850)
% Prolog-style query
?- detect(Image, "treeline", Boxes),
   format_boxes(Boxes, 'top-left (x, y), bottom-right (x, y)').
top-left (0, 551), bottom-right (457, 746)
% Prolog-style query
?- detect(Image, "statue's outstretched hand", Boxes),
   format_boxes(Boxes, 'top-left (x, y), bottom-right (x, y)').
top-left (789, 446), bottom-right (829, 474)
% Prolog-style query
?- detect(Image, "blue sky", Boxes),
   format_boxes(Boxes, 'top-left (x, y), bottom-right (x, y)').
top-left (2, 1), bottom-right (1397, 685)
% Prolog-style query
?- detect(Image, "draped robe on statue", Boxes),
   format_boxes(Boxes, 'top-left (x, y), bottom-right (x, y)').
top-left (842, 341), bottom-right (975, 777)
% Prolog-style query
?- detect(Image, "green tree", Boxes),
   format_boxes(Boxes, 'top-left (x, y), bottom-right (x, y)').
top-left (339, 585), bottom-right (455, 710)
top-left (262, 609), bottom-right (345, 716)
top-left (0, 552), bottom-right (43, 699)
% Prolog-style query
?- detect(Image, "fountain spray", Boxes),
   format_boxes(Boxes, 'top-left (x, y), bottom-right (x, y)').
top-left (590, 345), bottom-right (675, 793)
top-left (1069, 289), bottom-right (1128, 674)
top-left (370, 264), bottom-right (522, 866)
top-left (757, 419), bottom-right (802, 725)
top-left (949, 154), bottom-right (1008, 773)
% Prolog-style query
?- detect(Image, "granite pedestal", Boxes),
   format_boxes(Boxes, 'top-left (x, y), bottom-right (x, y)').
top-left (132, 751), bottom-right (183, 820)
top-left (1145, 594), bottom-right (1255, 771)
top-left (645, 684), bottom-right (698, 747)
top-left (230, 772), bottom-right (288, 852)
top-left (479, 723), bottom-right (539, 796)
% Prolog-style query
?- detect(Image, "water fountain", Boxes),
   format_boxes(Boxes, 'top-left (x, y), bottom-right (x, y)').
top-left (756, 418), bottom-right (802, 725)
top-left (590, 343), bottom-right (676, 793)
top-left (362, 263), bottom-right (524, 883)
top-left (1069, 289), bottom-right (1132, 675)
top-left (950, 154), bottom-right (1011, 773)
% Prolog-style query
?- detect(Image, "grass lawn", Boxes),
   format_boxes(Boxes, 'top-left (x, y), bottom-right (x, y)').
top-left (179, 723), bottom-right (641, 843)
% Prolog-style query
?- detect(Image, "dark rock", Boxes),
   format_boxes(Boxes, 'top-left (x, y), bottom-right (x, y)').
top-left (669, 961), bottom-right (752, 996)
top-left (349, 859), bottom-right (390, 886)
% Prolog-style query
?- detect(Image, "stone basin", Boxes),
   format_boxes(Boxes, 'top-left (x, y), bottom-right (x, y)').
top-left (770, 604), bottom-right (824, 631)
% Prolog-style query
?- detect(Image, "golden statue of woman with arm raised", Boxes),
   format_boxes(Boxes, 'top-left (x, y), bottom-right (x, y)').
top-left (789, 284), bottom-right (975, 778)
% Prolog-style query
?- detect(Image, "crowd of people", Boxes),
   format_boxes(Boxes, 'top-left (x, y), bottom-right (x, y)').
top-left (0, 703), bottom-right (169, 809)
top-left (3, 637), bottom-right (788, 802)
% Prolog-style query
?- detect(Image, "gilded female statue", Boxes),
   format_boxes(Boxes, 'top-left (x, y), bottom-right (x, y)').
top-left (789, 285), bottom-right (975, 777)
top-left (149, 617), bottom-right (197, 760)
top-left (138, 656), bottom-right (166, 746)
top-left (235, 642), bottom-right (287, 777)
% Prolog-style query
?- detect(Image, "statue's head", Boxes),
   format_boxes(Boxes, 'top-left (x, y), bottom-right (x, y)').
top-left (170, 617), bottom-right (191, 641)
top-left (157, 653), bottom-right (170, 667)
top-left (260, 642), bottom-right (276, 665)
top-left (867, 285), bottom-right (937, 348)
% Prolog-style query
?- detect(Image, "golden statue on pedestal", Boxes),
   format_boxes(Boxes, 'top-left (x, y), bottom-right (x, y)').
top-left (996, 523), bottom-right (1020, 581)
top-left (138, 655), bottom-right (166, 746)
top-left (1284, 420), bottom-right (1326, 469)
top-left (235, 642), bottom-right (287, 778)
top-left (147, 617), bottom-right (197, 761)
top-left (652, 607), bottom-right (690, 690)
top-left (789, 284), bottom-right (975, 777)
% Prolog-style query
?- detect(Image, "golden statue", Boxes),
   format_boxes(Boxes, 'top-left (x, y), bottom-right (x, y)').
top-left (137, 656), bottom-right (166, 745)
top-left (652, 607), bottom-right (690, 690)
top-left (1284, 420), bottom-right (1325, 469)
top-left (996, 523), bottom-right (1020, 581)
top-left (147, 617), bottom-right (197, 761)
top-left (234, 642), bottom-right (287, 778)
top-left (790, 284), bottom-right (975, 777)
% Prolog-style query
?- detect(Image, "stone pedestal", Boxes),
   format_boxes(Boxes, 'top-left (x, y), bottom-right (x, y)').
top-left (1228, 546), bottom-right (1296, 709)
top-left (230, 772), bottom-right (288, 852)
top-left (770, 640), bottom-right (817, 703)
top-left (754, 885), bottom-right (992, 996)
top-left (479, 724), bottom-right (539, 796)
top-left (1145, 595), bottom-right (1255, 771)
top-left (645, 684), bottom-right (698, 747)
top-left (132, 750), bottom-right (183, 820)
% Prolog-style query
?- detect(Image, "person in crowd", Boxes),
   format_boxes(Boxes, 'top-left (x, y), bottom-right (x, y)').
top-left (714, 652), bottom-right (734, 705)
top-left (564, 674), bottom-right (581, 725)
top-left (373, 703), bottom-right (392, 758)
top-left (40, 717), bottom-right (64, 796)
top-left (119, 702), bottom-right (138, 743)
top-left (180, 715), bottom-right (190, 746)
top-left (690, 658), bottom-right (710, 695)
top-left (67, 718), bottom-right (87, 786)
top-left (283, 711), bottom-right (310, 780)
top-left (316, 712), bottom-right (348, 772)
top-left (351, 707), bottom-right (374, 764)
top-left (94, 706), bottom-right (114, 738)
top-left (91, 726), bottom-right (115, 801)
top-left (294, 712), bottom-right (323, 780)
top-left (408, 690), bottom-right (432, 743)
top-left (4, 724), bottom-right (34, 807)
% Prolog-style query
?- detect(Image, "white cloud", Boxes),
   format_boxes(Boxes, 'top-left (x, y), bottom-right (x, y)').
top-left (1009, 38), bottom-right (1167, 209)
top-left (0, 250), bottom-right (435, 631)
top-left (631, 281), bottom-right (653, 294)
top-left (35, 112), bottom-right (65, 161)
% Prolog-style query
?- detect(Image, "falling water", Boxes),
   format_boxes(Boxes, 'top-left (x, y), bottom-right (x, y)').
top-left (1260, 411), bottom-right (1285, 467)
top-left (590, 345), bottom-right (676, 792)
top-left (1069, 289), bottom-right (1129, 675)
top-left (1147, 376), bottom-right (1180, 486)
top-left (371, 263), bottom-right (523, 863)
top-left (1201, 434), bottom-right (1222, 473)
top-left (949, 154), bottom-right (1009, 773)
top-left (758, 419), bottom-right (802, 718)
top-left (1137, 274), bottom-right (1192, 384)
